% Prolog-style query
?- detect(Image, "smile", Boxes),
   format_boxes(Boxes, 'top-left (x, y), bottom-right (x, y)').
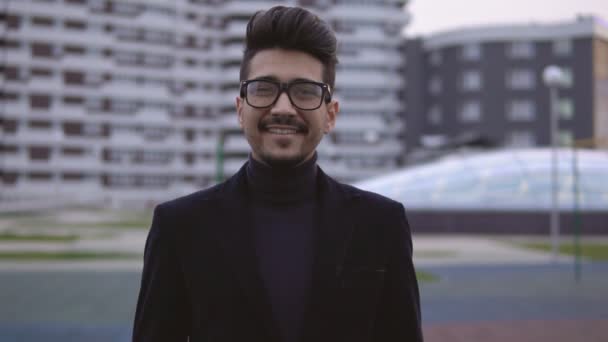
top-left (267, 128), bottom-right (298, 135)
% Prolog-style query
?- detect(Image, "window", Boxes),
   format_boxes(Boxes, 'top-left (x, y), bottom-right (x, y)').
top-left (420, 134), bottom-right (447, 148)
top-left (560, 67), bottom-right (574, 87)
top-left (28, 120), bottom-right (52, 129)
top-left (5, 66), bottom-right (19, 80)
top-left (64, 20), bottom-right (86, 30)
top-left (428, 76), bottom-right (441, 95)
top-left (105, 174), bottom-right (136, 187)
top-left (31, 42), bottom-right (54, 57)
top-left (506, 69), bottom-right (536, 90)
top-left (507, 41), bottom-right (535, 59)
top-left (63, 122), bottom-right (82, 135)
top-left (2, 40), bottom-right (21, 49)
top-left (28, 172), bottom-right (53, 180)
top-left (64, 71), bottom-right (85, 85)
top-left (428, 105), bottom-right (442, 125)
top-left (62, 173), bottom-right (85, 181)
top-left (461, 43), bottom-right (482, 61)
top-left (553, 39), bottom-right (572, 57)
top-left (63, 96), bottom-right (84, 105)
top-left (3, 120), bottom-right (18, 133)
top-left (31, 16), bottom-right (54, 27)
top-left (63, 44), bottom-right (85, 55)
top-left (1, 144), bottom-right (19, 153)
top-left (115, 26), bottom-right (139, 41)
top-left (461, 70), bottom-right (482, 91)
top-left (6, 14), bottom-right (21, 29)
top-left (506, 100), bottom-right (536, 121)
top-left (559, 130), bottom-right (573, 146)
top-left (335, 132), bottom-right (367, 144)
top-left (2, 172), bottom-right (19, 184)
top-left (429, 50), bottom-right (442, 66)
top-left (506, 131), bottom-right (536, 147)
top-left (559, 98), bottom-right (574, 119)
top-left (460, 101), bottom-right (481, 123)
top-left (115, 51), bottom-right (138, 64)
top-left (82, 123), bottom-right (102, 136)
top-left (28, 146), bottom-right (51, 160)
top-left (113, 2), bottom-right (142, 15)
top-left (2, 92), bottom-right (19, 101)
top-left (31, 68), bottom-right (53, 77)
top-left (30, 94), bottom-right (52, 109)
top-left (143, 54), bottom-right (173, 68)
top-left (144, 30), bottom-right (172, 44)
top-left (62, 147), bottom-right (84, 156)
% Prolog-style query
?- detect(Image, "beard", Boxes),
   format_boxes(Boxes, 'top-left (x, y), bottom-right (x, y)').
top-left (256, 150), bottom-right (308, 168)
top-left (254, 115), bottom-right (312, 168)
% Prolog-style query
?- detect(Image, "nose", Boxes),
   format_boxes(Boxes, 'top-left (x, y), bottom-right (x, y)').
top-left (270, 92), bottom-right (296, 115)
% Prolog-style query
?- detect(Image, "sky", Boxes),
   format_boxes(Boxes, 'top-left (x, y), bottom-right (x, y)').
top-left (406, 0), bottom-right (608, 35)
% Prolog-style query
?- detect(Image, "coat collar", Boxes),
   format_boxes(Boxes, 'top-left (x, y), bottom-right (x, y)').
top-left (212, 162), bottom-right (359, 342)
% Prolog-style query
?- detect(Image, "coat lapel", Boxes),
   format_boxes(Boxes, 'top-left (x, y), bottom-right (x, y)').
top-left (302, 168), bottom-right (359, 340)
top-left (212, 165), bottom-right (280, 342)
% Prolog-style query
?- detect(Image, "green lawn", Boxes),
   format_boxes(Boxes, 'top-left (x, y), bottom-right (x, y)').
top-left (416, 270), bottom-right (439, 283)
top-left (0, 233), bottom-right (79, 242)
top-left (0, 251), bottom-right (141, 261)
top-left (521, 242), bottom-right (608, 261)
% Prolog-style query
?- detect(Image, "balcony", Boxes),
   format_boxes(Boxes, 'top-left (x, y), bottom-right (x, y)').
top-left (5, 130), bottom-right (64, 145)
top-left (325, 5), bottom-right (409, 23)
top-left (337, 71), bottom-right (403, 88)
top-left (223, 135), bottom-right (249, 154)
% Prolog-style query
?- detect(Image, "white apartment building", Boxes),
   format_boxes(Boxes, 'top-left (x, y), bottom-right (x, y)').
top-left (1, 0), bottom-right (409, 209)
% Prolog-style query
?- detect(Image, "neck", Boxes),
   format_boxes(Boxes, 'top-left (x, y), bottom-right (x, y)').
top-left (246, 153), bottom-right (318, 203)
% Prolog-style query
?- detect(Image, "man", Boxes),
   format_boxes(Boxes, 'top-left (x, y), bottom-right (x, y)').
top-left (133, 6), bottom-right (422, 342)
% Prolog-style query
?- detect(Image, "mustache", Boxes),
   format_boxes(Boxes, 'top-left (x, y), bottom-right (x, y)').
top-left (258, 115), bottom-right (308, 133)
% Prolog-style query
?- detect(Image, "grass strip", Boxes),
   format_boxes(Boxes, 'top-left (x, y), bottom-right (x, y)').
top-left (521, 242), bottom-right (608, 261)
top-left (78, 220), bottom-right (151, 229)
top-left (0, 251), bottom-right (141, 261)
top-left (416, 270), bottom-right (439, 283)
top-left (0, 233), bottom-right (79, 242)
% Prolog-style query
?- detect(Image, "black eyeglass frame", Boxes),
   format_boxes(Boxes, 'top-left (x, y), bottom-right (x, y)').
top-left (239, 79), bottom-right (332, 111)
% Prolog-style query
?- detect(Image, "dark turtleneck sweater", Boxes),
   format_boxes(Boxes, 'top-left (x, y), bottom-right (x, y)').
top-left (246, 154), bottom-right (318, 342)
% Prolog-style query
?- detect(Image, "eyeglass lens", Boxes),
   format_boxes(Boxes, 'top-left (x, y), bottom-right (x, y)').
top-left (246, 80), bottom-right (324, 110)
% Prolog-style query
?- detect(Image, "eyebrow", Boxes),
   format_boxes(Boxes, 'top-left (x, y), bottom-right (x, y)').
top-left (253, 75), bottom-right (320, 83)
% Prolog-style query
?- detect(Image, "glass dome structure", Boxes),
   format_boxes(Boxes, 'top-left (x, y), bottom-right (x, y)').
top-left (355, 148), bottom-right (608, 211)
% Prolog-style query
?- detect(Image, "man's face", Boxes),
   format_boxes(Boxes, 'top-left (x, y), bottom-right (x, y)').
top-left (236, 48), bottom-right (339, 167)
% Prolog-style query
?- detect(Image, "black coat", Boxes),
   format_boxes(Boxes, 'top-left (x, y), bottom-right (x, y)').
top-left (133, 164), bottom-right (423, 342)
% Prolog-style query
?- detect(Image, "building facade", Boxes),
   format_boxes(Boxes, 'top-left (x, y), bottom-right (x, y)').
top-left (404, 16), bottom-right (608, 157)
top-left (1, 0), bottom-right (408, 209)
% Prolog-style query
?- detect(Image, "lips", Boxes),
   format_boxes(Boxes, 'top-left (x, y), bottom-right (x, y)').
top-left (258, 116), bottom-right (308, 134)
top-left (266, 127), bottom-right (298, 135)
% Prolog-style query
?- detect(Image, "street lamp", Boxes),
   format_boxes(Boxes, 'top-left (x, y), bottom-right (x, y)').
top-left (216, 130), bottom-right (226, 183)
top-left (542, 65), bottom-right (568, 262)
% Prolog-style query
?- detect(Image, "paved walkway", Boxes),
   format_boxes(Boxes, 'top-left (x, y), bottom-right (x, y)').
top-left (0, 233), bottom-right (579, 270)
top-left (413, 235), bottom-right (575, 265)
top-left (1, 229), bottom-right (606, 341)
top-left (424, 319), bottom-right (608, 342)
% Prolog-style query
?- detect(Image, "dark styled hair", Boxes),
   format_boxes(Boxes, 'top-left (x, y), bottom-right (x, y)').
top-left (239, 6), bottom-right (338, 89)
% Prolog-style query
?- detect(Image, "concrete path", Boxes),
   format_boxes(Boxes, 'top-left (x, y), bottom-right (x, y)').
top-left (1, 262), bottom-right (607, 342)
top-left (0, 233), bottom-right (574, 271)
top-left (424, 319), bottom-right (608, 342)
top-left (413, 235), bottom-right (574, 266)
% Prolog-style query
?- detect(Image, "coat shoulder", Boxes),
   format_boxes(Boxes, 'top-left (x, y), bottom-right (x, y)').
top-left (155, 182), bottom-right (224, 216)
top-left (333, 179), bottom-right (403, 211)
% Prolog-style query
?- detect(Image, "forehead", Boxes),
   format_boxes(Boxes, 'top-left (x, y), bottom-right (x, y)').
top-left (248, 48), bottom-right (324, 82)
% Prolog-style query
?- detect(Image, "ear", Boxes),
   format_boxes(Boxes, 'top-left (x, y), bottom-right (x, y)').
top-left (236, 96), bottom-right (244, 128)
top-left (323, 100), bottom-right (339, 134)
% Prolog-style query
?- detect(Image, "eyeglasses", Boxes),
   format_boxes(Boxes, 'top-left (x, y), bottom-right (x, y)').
top-left (240, 79), bottom-right (332, 111)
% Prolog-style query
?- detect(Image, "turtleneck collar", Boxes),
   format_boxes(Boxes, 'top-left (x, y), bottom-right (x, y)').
top-left (246, 153), bottom-right (318, 204)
